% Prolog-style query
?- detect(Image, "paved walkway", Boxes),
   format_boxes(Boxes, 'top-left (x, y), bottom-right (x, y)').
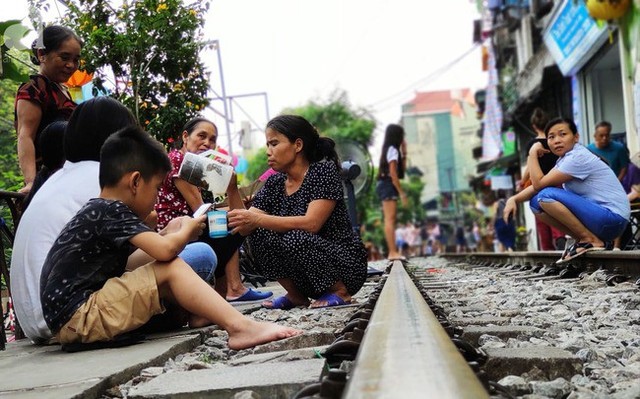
top-left (0, 329), bottom-right (203, 398)
top-left (0, 283), bottom-right (288, 399)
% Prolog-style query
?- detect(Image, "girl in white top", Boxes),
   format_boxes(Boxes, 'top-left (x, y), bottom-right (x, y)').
top-left (375, 124), bottom-right (407, 260)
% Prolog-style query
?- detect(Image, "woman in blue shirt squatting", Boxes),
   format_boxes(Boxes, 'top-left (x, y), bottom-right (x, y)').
top-left (227, 115), bottom-right (368, 310)
top-left (504, 117), bottom-right (630, 264)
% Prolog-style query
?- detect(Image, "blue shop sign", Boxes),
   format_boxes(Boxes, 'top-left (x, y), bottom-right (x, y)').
top-left (543, 0), bottom-right (608, 76)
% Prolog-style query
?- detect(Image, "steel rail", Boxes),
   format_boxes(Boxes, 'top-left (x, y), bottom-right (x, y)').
top-left (441, 250), bottom-right (640, 278)
top-left (343, 260), bottom-right (489, 399)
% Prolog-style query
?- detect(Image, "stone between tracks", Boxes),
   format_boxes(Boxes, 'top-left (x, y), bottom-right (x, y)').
top-left (128, 357), bottom-right (326, 398)
top-left (484, 347), bottom-right (582, 381)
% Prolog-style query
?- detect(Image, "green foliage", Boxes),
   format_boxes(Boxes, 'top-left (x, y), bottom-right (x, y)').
top-left (1, 20), bottom-right (32, 194)
top-left (36, 0), bottom-right (212, 145)
top-left (286, 90), bottom-right (376, 147)
top-left (1, 20), bottom-right (33, 82)
top-left (1, 47), bottom-right (30, 278)
top-left (0, 55), bottom-right (28, 192)
top-left (356, 166), bottom-right (385, 250)
top-left (397, 175), bottom-right (426, 224)
top-left (246, 150), bottom-right (268, 182)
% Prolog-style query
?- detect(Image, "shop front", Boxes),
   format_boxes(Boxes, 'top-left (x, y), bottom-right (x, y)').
top-left (543, 0), bottom-right (628, 146)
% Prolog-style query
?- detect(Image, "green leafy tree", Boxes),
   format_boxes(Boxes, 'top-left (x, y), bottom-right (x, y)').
top-left (0, 79), bottom-right (23, 192)
top-left (286, 90), bottom-right (376, 146)
top-left (29, 0), bottom-right (211, 145)
top-left (0, 77), bottom-right (23, 278)
top-left (245, 151), bottom-right (267, 182)
top-left (1, 20), bottom-right (32, 82)
top-left (0, 26), bottom-right (32, 192)
top-left (0, 20), bottom-right (32, 280)
top-left (397, 173), bottom-right (426, 224)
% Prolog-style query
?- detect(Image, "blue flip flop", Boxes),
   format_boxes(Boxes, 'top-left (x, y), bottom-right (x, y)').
top-left (262, 295), bottom-right (300, 310)
top-left (311, 292), bottom-right (351, 308)
top-left (227, 288), bottom-right (273, 302)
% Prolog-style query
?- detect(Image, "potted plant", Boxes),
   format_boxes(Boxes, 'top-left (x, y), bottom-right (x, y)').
top-left (516, 226), bottom-right (530, 251)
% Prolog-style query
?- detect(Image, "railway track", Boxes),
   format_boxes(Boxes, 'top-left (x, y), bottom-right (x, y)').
top-left (443, 250), bottom-right (640, 284)
top-left (111, 251), bottom-right (640, 398)
top-left (292, 252), bottom-right (640, 398)
top-left (293, 259), bottom-right (495, 398)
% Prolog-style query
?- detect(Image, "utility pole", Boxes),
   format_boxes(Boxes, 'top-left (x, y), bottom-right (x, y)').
top-left (210, 40), bottom-right (233, 155)
top-left (207, 42), bottom-right (270, 156)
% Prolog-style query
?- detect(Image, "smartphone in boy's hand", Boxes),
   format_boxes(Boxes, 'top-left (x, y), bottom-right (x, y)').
top-left (193, 203), bottom-right (213, 218)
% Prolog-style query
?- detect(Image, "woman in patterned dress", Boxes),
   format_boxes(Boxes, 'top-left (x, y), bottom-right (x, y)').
top-left (228, 115), bottom-right (368, 309)
top-left (15, 25), bottom-right (82, 194)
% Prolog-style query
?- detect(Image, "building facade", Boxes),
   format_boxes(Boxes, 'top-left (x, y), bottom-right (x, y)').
top-left (401, 89), bottom-right (481, 219)
top-left (475, 0), bottom-right (640, 250)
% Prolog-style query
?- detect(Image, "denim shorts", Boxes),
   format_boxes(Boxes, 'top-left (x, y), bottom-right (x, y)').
top-left (376, 179), bottom-right (398, 201)
top-left (530, 187), bottom-right (628, 241)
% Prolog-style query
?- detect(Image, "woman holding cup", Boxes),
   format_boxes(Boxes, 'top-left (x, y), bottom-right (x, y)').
top-left (155, 117), bottom-right (272, 302)
top-left (228, 115), bottom-right (368, 309)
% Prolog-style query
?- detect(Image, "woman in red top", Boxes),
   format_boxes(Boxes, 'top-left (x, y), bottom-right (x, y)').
top-left (15, 25), bottom-right (82, 194)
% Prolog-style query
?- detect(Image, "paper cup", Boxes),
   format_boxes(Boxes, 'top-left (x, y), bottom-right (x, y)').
top-left (179, 152), bottom-right (233, 194)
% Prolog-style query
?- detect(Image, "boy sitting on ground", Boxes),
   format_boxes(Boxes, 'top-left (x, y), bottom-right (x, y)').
top-left (40, 126), bottom-right (301, 350)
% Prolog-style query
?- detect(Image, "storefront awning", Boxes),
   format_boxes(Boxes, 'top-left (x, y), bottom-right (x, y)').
top-left (476, 153), bottom-right (519, 174)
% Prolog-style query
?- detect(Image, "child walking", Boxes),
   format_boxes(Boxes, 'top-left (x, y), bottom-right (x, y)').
top-left (40, 126), bottom-right (301, 350)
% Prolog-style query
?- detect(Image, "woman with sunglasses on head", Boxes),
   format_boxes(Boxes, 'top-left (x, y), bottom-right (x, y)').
top-left (15, 25), bottom-right (82, 194)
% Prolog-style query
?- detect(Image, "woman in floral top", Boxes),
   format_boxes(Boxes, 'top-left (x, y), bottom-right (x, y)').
top-left (155, 118), bottom-right (272, 302)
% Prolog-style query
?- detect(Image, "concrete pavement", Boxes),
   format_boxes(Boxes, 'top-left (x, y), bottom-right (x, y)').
top-left (0, 329), bottom-right (203, 398)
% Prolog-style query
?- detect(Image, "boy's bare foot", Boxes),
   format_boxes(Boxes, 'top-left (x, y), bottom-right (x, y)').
top-left (227, 319), bottom-right (302, 350)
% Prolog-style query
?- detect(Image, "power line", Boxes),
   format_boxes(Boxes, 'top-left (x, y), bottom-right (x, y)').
top-left (368, 43), bottom-right (481, 111)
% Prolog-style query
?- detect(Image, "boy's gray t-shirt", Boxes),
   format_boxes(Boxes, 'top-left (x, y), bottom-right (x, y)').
top-left (556, 143), bottom-right (631, 220)
top-left (40, 198), bottom-right (151, 333)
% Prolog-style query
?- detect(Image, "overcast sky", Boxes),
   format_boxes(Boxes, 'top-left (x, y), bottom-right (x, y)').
top-left (7, 0), bottom-right (487, 155)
